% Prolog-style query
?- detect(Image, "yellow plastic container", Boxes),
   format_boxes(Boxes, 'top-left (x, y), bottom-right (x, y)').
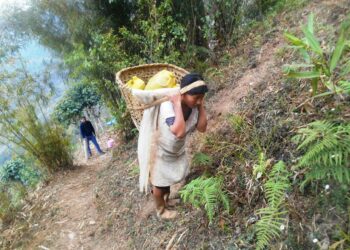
top-left (145, 70), bottom-right (176, 90)
top-left (127, 76), bottom-right (146, 90)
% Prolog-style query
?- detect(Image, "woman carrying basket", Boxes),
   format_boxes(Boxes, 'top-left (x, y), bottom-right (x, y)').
top-left (151, 73), bottom-right (208, 219)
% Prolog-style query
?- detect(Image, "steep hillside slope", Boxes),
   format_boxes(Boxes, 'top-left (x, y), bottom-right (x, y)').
top-left (1, 0), bottom-right (349, 249)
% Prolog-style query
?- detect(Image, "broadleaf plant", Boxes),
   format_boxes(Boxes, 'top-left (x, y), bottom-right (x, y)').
top-left (283, 13), bottom-right (350, 96)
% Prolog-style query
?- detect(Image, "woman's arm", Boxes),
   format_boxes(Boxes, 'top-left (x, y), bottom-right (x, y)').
top-left (196, 99), bottom-right (207, 132)
top-left (169, 93), bottom-right (186, 138)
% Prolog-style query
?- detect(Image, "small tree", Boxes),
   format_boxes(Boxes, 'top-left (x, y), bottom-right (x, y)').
top-left (53, 81), bottom-right (101, 127)
top-left (65, 31), bottom-right (135, 139)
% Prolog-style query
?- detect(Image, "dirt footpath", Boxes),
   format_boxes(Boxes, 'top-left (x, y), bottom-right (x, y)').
top-left (24, 152), bottom-right (112, 250)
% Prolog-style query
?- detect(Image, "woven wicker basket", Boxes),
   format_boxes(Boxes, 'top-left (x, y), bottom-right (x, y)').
top-left (116, 63), bottom-right (189, 129)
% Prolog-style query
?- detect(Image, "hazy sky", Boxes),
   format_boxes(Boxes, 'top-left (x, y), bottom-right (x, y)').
top-left (0, 0), bottom-right (67, 93)
top-left (0, 0), bottom-right (30, 13)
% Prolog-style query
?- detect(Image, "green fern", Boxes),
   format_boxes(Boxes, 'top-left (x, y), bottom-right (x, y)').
top-left (255, 161), bottom-right (291, 250)
top-left (293, 120), bottom-right (350, 186)
top-left (253, 152), bottom-right (268, 179)
top-left (192, 152), bottom-right (213, 167)
top-left (256, 207), bottom-right (288, 249)
top-left (180, 176), bottom-right (230, 223)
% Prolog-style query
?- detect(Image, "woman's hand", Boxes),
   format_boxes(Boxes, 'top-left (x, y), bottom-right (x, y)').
top-left (198, 96), bottom-right (205, 108)
top-left (168, 93), bottom-right (181, 105)
top-left (168, 93), bottom-right (185, 138)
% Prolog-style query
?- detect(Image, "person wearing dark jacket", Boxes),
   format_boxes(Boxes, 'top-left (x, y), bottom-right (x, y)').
top-left (80, 116), bottom-right (104, 158)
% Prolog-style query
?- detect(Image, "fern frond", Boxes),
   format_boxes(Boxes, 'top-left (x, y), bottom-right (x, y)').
top-left (255, 161), bottom-right (290, 250)
top-left (180, 176), bottom-right (230, 223)
top-left (192, 152), bottom-right (213, 167)
top-left (269, 160), bottom-right (289, 178)
top-left (220, 192), bottom-right (231, 213)
top-left (256, 207), bottom-right (288, 250)
top-left (204, 184), bottom-right (217, 222)
top-left (253, 152), bottom-right (268, 179)
top-left (265, 181), bottom-right (289, 208)
top-left (293, 120), bottom-right (350, 185)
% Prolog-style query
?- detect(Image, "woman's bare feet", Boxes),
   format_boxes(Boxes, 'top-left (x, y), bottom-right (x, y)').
top-left (166, 198), bottom-right (181, 208)
top-left (169, 181), bottom-right (185, 199)
top-left (157, 209), bottom-right (178, 220)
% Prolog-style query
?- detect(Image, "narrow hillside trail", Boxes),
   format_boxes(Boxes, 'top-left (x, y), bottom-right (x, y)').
top-left (3, 0), bottom-right (348, 249)
top-left (25, 151), bottom-right (113, 250)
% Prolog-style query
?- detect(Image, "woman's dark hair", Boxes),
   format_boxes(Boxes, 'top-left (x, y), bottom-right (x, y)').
top-left (180, 73), bottom-right (208, 95)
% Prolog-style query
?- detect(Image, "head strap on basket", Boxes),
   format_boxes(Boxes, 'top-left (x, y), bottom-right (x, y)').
top-left (133, 80), bottom-right (207, 110)
top-left (179, 80), bottom-right (206, 94)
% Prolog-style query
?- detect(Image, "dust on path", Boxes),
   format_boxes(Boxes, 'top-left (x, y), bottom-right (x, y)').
top-left (26, 152), bottom-right (112, 250)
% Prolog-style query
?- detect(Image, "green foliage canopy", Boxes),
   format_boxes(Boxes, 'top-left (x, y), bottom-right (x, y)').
top-left (5, 0), bottom-right (292, 140)
top-left (53, 82), bottom-right (101, 126)
top-left (64, 31), bottom-right (135, 138)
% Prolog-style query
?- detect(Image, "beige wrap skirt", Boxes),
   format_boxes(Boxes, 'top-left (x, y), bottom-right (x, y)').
top-left (150, 101), bottom-right (198, 187)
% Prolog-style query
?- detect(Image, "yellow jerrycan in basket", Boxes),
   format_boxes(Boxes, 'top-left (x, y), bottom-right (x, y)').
top-left (145, 70), bottom-right (176, 90)
top-left (127, 76), bottom-right (146, 90)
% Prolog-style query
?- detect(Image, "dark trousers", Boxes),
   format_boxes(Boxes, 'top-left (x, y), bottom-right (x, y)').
top-left (85, 135), bottom-right (103, 156)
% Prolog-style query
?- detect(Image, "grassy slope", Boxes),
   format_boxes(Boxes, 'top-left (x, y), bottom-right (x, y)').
top-left (92, 0), bottom-right (350, 249)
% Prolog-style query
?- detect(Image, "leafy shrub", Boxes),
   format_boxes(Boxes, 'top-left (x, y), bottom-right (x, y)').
top-left (0, 159), bottom-right (26, 183)
top-left (180, 176), bottom-right (230, 223)
top-left (284, 13), bottom-right (350, 96)
top-left (255, 161), bottom-right (291, 250)
top-left (18, 165), bottom-right (41, 187)
top-left (30, 121), bottom-right (73, 172)
top-left (293, 120), bottom-right (350, 187)
top-left (0, 159), bottom-right (40, 187)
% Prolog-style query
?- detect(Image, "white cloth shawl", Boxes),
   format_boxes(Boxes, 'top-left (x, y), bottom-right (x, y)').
top-left (132, 88), bottom-right (180, 193)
